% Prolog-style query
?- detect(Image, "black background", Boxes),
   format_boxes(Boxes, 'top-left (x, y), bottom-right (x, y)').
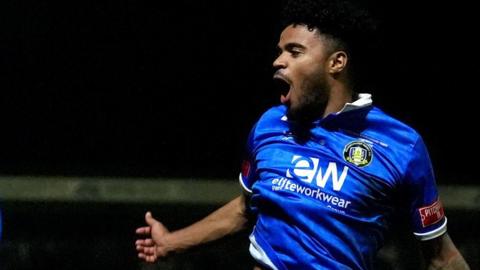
top-left (1, 0), bottom-right (478, 183)
top-left (1, 1), bottom-right (479, 270)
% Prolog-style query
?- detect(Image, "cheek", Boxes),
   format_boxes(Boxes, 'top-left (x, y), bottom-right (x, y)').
top-left (295, 62), bottom-right (323, 82)
top-left (290, 62), bottom-right (325, 99)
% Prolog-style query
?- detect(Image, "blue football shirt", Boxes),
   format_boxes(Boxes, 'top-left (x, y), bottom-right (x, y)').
top-left (240, 94), bottom-right (446, 270)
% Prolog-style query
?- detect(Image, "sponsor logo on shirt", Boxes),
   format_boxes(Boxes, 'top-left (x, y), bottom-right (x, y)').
top-left (418, 199), bottom-right (445, 227)
top-left (286, 155), bottom-right (349, 191)
top-left (268, 155), bottom-right (353, 211)
top-left (271, 177), bottom-right (352, 210)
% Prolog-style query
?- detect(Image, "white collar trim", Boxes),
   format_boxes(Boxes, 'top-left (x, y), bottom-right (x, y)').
top-left (337, 93), bottom-right (372, 114)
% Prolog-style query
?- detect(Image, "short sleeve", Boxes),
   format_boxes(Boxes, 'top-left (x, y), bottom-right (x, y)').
top-left (404, 136), bottom-right (447, 241)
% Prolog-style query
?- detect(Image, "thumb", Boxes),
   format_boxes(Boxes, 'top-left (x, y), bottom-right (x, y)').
top-left (145, 211), bottom-right (158, 226)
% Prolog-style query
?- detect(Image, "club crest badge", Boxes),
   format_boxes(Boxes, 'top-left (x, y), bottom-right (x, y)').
top-left (343, 141), bottom-right (373, 167)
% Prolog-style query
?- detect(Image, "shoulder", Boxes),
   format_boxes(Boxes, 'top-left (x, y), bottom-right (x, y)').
top-left (363, 107), bottom-right (430, 179)
top-left (246, 105), bottom-right (288, 149)
top-left (252, 105), bottom-right (289, 131)
top-left (366, 106), bottom-right (421, 150)
top-left (257, 105), bottom-right (287, 124)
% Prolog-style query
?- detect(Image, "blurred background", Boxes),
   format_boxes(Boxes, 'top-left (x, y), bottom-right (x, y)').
top-left (0, 0), bottom-right (478, 269)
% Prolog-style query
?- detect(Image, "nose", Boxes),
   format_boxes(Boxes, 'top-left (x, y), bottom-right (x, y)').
top-left (273, 53), bottom-right (286, 69)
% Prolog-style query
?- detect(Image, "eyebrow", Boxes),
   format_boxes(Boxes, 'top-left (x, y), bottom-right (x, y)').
top-left (278, 42), bottom-right (306, 52)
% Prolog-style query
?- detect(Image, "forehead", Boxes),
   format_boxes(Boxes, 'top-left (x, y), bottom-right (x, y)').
top-left (278, 24), bottom-right (324, 48)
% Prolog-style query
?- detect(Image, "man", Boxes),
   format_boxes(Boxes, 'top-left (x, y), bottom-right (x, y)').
top-left (135, 0), bottom-right (470, 269)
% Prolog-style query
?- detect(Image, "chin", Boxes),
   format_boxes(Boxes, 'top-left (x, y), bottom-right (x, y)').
top-left (286, 107), bottom-right (306, 123)
top-left (287, 103), bottom-right (324, 124)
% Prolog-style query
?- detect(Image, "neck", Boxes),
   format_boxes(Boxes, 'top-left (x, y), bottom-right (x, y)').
top-left (322, 82), bottom-right (354, 118)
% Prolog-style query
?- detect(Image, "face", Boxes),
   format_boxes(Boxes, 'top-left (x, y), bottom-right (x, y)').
top-left (273, 24), bottom-right (333, 123)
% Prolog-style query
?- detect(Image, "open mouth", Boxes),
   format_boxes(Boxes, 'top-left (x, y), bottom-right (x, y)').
top-left (273, 73), bottom-right (291, 104)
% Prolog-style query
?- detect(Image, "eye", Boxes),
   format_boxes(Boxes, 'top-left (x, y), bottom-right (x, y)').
top-left (290, 50), bottom-right (301, 57)
top-left (287, 46), bottom-right (303, 57)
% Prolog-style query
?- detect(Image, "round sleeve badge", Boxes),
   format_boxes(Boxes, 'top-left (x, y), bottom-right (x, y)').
top-left (343, 141), bottom-right (373, 167)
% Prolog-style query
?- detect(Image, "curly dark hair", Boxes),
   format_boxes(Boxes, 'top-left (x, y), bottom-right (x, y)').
top-left (281, 0), bottom-right (380, 90)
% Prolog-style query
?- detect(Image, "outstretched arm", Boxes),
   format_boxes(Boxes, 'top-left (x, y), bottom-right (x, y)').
top-left (135, 194), bottom-right (250, 263)
top-left (420, 233), bottom-right (470, 270)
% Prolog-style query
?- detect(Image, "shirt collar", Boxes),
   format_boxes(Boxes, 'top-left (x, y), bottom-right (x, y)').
top-left (280, 93), bottom-right (373, 123)
top-left (336, 93), bottom-right (372, 114)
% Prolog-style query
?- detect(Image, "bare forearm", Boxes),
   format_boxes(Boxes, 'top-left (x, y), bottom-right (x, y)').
top-left (427, 255), bottom-right (470, 270)
top-left (422, 234), bottom-right (470, 270)
top-left (164, 195), bottom-right (249, 253)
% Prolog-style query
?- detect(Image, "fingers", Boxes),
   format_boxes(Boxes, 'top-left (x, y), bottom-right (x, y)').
top-left (136, 245), bottom-right (156, 254)
top-left (136, 245), bottom-right (158, 263)
top-left (135, 226), bottom-right (151, 235)
top-left (138, 253), bottom-right (157, 263)
top-left (135, 211), bottom-right (164, 263)
top-left (135, 238), bottom-right (155, 247)
top-left (145, 211), bottom-right (158, 226)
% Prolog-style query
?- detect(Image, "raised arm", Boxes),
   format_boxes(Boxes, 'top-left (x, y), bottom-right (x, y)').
top-left (135, 194), bottom-right (250, 263)
top-left (420, 233), bottom-right (470, 270)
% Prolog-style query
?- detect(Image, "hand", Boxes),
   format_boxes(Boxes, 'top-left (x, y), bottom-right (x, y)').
top-left (135, 212), bottom-right (171, 262)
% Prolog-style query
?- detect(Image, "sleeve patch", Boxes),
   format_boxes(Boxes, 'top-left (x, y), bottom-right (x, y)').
top-left (241, 160), bottom-right (251, 178)
top-left (418, 199), bottom-right (444, 228)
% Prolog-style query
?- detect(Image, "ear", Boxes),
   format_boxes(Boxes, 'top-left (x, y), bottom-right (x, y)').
top-left (328, 51), bottom-right (348, 74)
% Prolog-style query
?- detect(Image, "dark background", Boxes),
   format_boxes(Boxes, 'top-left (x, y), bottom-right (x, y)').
top-left (1, 0), bottom-right (478, 183)
top-left (0, 1), bottom-right (479, 269)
